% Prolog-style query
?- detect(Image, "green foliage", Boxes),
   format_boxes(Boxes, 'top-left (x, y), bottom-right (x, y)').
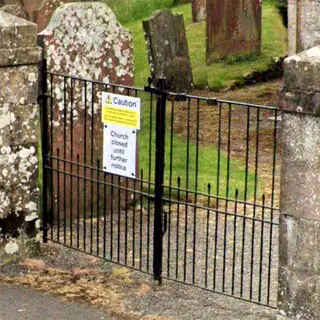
top-left (105, 0), bottom-right (174, 24)
top-left (137, 94), bottom-right (258, 200)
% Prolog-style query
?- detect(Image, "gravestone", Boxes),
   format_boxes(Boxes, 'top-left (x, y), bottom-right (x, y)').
top-left (289, 0), bottom-right (320, 54)
top-left (143, 10), bottom-right (193, 93)
top-left (191, 0), bottom-right (206, 22)
top-left (39, 2), bottom-right (134, 217)
top-left (20, 0), bottom-right (41, 20)
top-left (33, 0), bottom-right (94, 32)
top-left (206, 0), bottom-right (261, 64)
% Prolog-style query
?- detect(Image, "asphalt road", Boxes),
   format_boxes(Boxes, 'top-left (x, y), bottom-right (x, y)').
top-left (0, 284), bottom-right (111, 320)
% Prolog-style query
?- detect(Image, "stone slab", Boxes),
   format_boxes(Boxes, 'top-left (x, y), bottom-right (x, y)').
top-left (280, 46), bottom-right (320, 115)
top-left (0, 47), bottom-right (42, 66)
top-left (0, 5), bottom-right (29, 20)
top-left (280, 113), bottom-right (320, 221)
top-left (278, 266), bottom-right (320, 319)
top-left (0, 12), bottom-right (37, 49)
top-left (143, 9), bottom-right (193, 92)
top-left (0, 103), bottom-right (38, 148)
top-left (206, 0), bottom-right (261, 63)
top-left (279, 215), bottom-right (320, 274)
top-left (0, 65), bottom-right (39, 104)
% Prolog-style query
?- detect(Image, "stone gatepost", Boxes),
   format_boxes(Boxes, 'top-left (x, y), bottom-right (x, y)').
top-left (0, 12), bottom-right (41, 260)
top-left (278, 46), bottom-right (320, 319)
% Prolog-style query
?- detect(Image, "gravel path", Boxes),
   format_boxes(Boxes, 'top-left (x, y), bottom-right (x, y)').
top-left (48, 197), bottom-right (279, 308)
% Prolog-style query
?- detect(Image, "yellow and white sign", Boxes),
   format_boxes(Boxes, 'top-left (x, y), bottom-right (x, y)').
top-left (101, 92), bottom-right (141, 129)
top-left (103, 124), bottom-right (137, 178)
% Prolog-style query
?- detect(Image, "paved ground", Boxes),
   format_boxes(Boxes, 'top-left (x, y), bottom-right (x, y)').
top-left (0, 284), bottom-right (112, 320)
top-left (0, 243), bottom-right (278, 320)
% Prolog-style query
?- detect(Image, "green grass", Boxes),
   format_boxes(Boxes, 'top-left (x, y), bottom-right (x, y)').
top-left (137, 95), bottom-right (258, 200)
top-left (105, 0), bottom-right (174, 24)
top-left (124, 1), bottom-right (287, 90)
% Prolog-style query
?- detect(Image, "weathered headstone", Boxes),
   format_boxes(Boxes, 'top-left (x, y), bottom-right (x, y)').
top-left (143, 10), bottom-right (193, 93)
top-left (206, 0), bottom-right (262, 64)
top-left (33, 0), bottom-right (94, 32)
top-left (20, 0), bottom-right (41, 20)
top-left (289, 0), bottom-right (320, 55)
top-left (0, 12), bottom-right (41, 259)
top-left (191, 0), bottom-right (206, 22)
top-left (39, 2), bottom-right (134, 217)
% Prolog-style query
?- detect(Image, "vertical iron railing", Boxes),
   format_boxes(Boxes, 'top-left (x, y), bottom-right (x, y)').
top-left (39, 57), bottom-right (49, 243)
top-left (41, 65), bottom-right (280, 308)
top-left (151, 78), bottom-right (167, 282)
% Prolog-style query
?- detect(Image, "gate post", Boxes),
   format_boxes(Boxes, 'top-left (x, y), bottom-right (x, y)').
top-left (0, 13), bottom-right (42, 259)
top-left (153, 78), bottom-right (167, 282)
top-left (278, 46), bottom-right (320, 319)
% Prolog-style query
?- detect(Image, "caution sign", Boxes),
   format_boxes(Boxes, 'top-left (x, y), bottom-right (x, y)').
top-left (103, 124), bottom-right (136, 178)
top-left (101, 92), bottom-right (141, 129)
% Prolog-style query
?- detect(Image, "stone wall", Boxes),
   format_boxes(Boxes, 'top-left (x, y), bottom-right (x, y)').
top-left (0, 12), bottom-right (41, 260)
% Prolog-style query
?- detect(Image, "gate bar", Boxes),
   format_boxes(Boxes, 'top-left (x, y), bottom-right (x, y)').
top-left (39, 57), bottom-right (49, 243)
top-left (153, 78), bottom-right (167, 282)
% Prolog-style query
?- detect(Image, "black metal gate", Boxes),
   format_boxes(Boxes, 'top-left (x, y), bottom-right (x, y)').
top-left (40, 62), bottom-right (280, 308)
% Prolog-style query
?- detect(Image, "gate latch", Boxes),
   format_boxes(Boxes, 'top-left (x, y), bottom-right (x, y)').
top-left (162, 206), bottom-right (169, 236)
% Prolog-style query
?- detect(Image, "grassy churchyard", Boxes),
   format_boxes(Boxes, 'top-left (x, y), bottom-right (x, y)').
top-left (102, 0), bottom-right (287, 202)
top-left (119, 1), bottom-right (287, 90)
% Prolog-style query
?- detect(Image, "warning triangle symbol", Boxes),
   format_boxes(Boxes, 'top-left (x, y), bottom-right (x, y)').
top-left (106, 95), bottom-right (113, 105)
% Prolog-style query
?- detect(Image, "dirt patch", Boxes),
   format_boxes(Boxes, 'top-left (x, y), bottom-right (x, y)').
top-left (170, 80), bottom-right (281, 207)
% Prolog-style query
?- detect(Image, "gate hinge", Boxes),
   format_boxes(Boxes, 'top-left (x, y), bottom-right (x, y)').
top-left (37, 94), bottom-right (50, 104)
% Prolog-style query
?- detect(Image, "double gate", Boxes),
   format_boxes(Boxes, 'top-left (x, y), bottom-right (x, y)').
top-left (41, 63), bottom-right (280, 308)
